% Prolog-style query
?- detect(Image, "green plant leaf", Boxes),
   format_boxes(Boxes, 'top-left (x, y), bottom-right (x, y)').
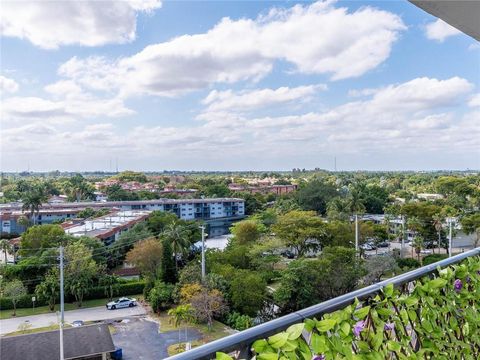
top-left (316, 319), bottom-right (337, 332)
top-left (252, 339), bottom-right (270, 353)
top-left (354, 306), bottom-right (371, 320)
top-left (311, 333), bottom-right (327, 354)
top-left (216, 352), bottom-right (234, 360)
top-left (268, 332), bottom-right (289, 349)
top-left (286, 323), bottom-right (304, 340)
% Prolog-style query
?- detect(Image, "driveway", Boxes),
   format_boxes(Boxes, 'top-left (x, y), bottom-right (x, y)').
top-left (0, 304), bottom-right (146, 335)
top-left (112, 317), bottom-right (202, 359)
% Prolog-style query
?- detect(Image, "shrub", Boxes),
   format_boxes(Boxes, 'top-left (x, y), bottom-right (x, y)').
top-left (225, 311), bottom-right (254, 331)
top-left (396, 257), bottom-right (420, 269)
top-left (148, 281), bottom-right (174, 313)
top-left (423, 253), bottom-right (448, 266)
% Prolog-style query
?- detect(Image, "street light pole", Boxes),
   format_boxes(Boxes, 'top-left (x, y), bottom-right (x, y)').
top-left (200, 226), bottom-right (206, 280)
top-left (59, 246), bottom-right (65, 360)
top-left (355, 214), bottom-right (359, 252)
top-left (401, 215), bottom-right (406, 258)
top-left (448, 218), bottom-right (453, 258)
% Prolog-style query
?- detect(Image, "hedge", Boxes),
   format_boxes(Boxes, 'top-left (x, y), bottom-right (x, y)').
top-left (0, 281), bottom-right (145, 310)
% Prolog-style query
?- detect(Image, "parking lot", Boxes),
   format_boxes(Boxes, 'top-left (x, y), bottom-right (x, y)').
top-left (111, 317), bottom-right (202, 360)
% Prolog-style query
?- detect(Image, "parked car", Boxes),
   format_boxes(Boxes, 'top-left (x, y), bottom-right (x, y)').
top-left (424, 241), bottom-right (438, 249)
top-left (280, 250), bottom-right (295, 259)
top-left (377, 242), bottom-right (390, 248)
top-left (72, 320), bottom-right (84, 327)
top-left (106, 297), bottom-right (137, 310)
top-left (360, 244), bottom-right (373, 251)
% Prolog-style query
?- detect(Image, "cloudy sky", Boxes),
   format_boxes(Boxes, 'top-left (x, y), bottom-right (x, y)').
top-left (1, 0), bottom-right (479, 172)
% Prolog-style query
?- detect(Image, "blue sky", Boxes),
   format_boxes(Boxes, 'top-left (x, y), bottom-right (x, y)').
top-left (1, 0), bottom-right (479, 172)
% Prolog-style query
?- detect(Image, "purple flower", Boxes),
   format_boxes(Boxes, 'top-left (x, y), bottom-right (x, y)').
top-left (312, 355), bottom-right (325, 360)
top-left (384, 322), bottom-right (394, 331)
top-left (353, 320), bottom-right (365, 337)
top-left (454, 279), bottom-right (463, 292)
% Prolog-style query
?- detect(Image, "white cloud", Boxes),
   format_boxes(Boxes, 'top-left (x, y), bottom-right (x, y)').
top-left (425, 19), bottom-right (462, 42)
top-left (3, 76), bottom-right (476, 170)
top-left (0, 0), bottom-right (162, 49)
top-left (0, 75), bottom-right (19, 94)
top-left (468, 93), bottom-right (480, 107)
top-left (202, 85), bottom-right (326, 113)
top-left (2, 94), bottom-right (134, 124)
top-left (367, 77), bottom-right (474, 113)
top-left (54, 1), bottom-right (405, 97)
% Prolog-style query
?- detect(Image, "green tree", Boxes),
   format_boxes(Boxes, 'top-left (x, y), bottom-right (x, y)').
top-left (100, 274), bottom-right (119, 301)
top-left (64, 242), bottom-right (100, 307)
top-left (19, 225), bottom-right (65, 256)
top-left (4, 279), bottom-right (27, 316)
top-left (168, 304), bottom-right (194, 343)
top-left (273, 210), bottom-right (328, 257)
top-left (67, 174), bottom-right (94, 202)
top-left (296, 179), bottom-right (338, 214)
top-left (35, 268), bottom-right (60, 311)
top-left (161, 222), bottom-right (190, 271)
top-left (460, 213), bottom-right (480, 248)
top-left (0, 239), bottom-right (12, 266)
top-left (149, 281), bottom-right (175, 313)
top-left (21, 184), bottom-right (48, 225)
top-left (230, 220), bottom-right (266, 245)
top-left (229, 270), bottom-right (267, 317)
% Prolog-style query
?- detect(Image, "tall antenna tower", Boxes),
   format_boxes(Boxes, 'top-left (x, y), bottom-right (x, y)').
top-left (334, 156), bottom-right (337, 172)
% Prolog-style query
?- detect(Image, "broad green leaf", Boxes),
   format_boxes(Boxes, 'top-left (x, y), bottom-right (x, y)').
top-left (429, 278), bottom-right (447, 289)
top-left (387, 341), bottom-right (401, 352)
top-left (216, 352), bottom-right (234, 360)
top-left (383, 283), bottom-right (394, 297)
top-left (376, 308), bottom-right (393, 317)
top-left (268, 332), bottom-right (289, 349)
top-left (316, 319), bottom-right (337, 332)
top-left (286, 323), bottom-right (304, 340)
top-left (258, 353), bottom-right (279, 360)
top-left (304, 318), bottom-right (316, 332)
top-left (339, 321), bottom-right (351, 338)
top-left (252, 339), bottom-right (269, 353)
top-left (354, 306), bottom-right (371, 320)
top-left (282, 339), bottom-right (298, 352)
top-left (372, 330), bottom-right (383, 351)
top-left (311, 333), bottom-right (327, 354)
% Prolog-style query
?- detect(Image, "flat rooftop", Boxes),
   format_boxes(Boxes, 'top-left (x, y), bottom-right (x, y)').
top-left (64, 210), bottom-right (150, 239)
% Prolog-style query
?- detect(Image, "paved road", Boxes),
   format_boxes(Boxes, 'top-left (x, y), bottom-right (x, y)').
top-left (112, 317), bottom-right (202, 360)
top-left (0, 304), bottom-right (146, 335)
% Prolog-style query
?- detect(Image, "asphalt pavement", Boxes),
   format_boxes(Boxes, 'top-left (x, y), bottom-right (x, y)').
top-left (0, 304), bottom-right (146, 335)
top-left (112, 317), bottom-right (202, 359)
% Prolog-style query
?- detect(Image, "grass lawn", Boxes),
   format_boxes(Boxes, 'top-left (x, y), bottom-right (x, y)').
top-left (0, 294), bottom-right (143, 320)
top-left (154, 312), bottom-right (234, 356)
top-left (4, 324), bottom-right (72, 337)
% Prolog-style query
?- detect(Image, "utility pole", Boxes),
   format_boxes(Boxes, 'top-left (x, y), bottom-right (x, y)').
top-left (448, 218), bottom-right (453, 258)
top-left (401, 216), bottom-right (406, 258)
top-left (59, 246), bottom-right (65, 360)
top-left (200, 226), bottom-right (206, 280)
top-left (355, 214), bottom-right (359, 252)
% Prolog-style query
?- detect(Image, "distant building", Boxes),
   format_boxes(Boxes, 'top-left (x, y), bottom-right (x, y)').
top-left (417, 193), bottom-right (444, 200)
top-left (64, 210), bottom-right (150, 244)
top-left (1, 323), bottom-right (115, 360)
top-left (228, 183), bottom-right (297, 195)
top-left (1, 198), bottom-right (245, 236)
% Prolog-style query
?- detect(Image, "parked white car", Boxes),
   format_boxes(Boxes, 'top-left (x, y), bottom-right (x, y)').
top-left (106, 297), bottom-right (137, 310)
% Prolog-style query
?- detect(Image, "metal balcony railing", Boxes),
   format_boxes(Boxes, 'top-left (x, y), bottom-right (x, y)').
top-left (167, 247), bottom-right (480, 360)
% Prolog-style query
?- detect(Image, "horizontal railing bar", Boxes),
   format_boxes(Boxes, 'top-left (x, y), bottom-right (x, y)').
top-left (167, 247), bottom-right (480, 360)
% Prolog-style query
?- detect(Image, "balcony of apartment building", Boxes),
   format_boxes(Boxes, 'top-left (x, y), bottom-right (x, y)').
top-left (168, 248), bottom-right (480, 360)
top-left (166, 3), bottom-right (480, 359)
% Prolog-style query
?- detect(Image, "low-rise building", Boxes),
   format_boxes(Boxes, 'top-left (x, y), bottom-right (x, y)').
top-left (64, 210), bottom-right (150, 244)
top-left (1, 323), bottom-right (115, 360)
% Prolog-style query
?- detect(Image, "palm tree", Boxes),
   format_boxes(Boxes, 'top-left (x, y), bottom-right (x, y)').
top-left (412, 236), bottom-right (424, 264)
top-left (168, 304), bottom-right (194, 346)
top-left (432, 215), bottom-right (444, 255)
top-left (407, 217), bottom-right (422, 258)
top-left (161, 222), bottom-right (190, 271)
top-left (21, 185), bottom-right (47, 225)
top-left (0, 239), bottom-right (12, 266)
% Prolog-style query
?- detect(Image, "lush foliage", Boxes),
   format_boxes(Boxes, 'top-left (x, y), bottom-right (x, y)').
top-left (219, 255), bottom-right (480, 360)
